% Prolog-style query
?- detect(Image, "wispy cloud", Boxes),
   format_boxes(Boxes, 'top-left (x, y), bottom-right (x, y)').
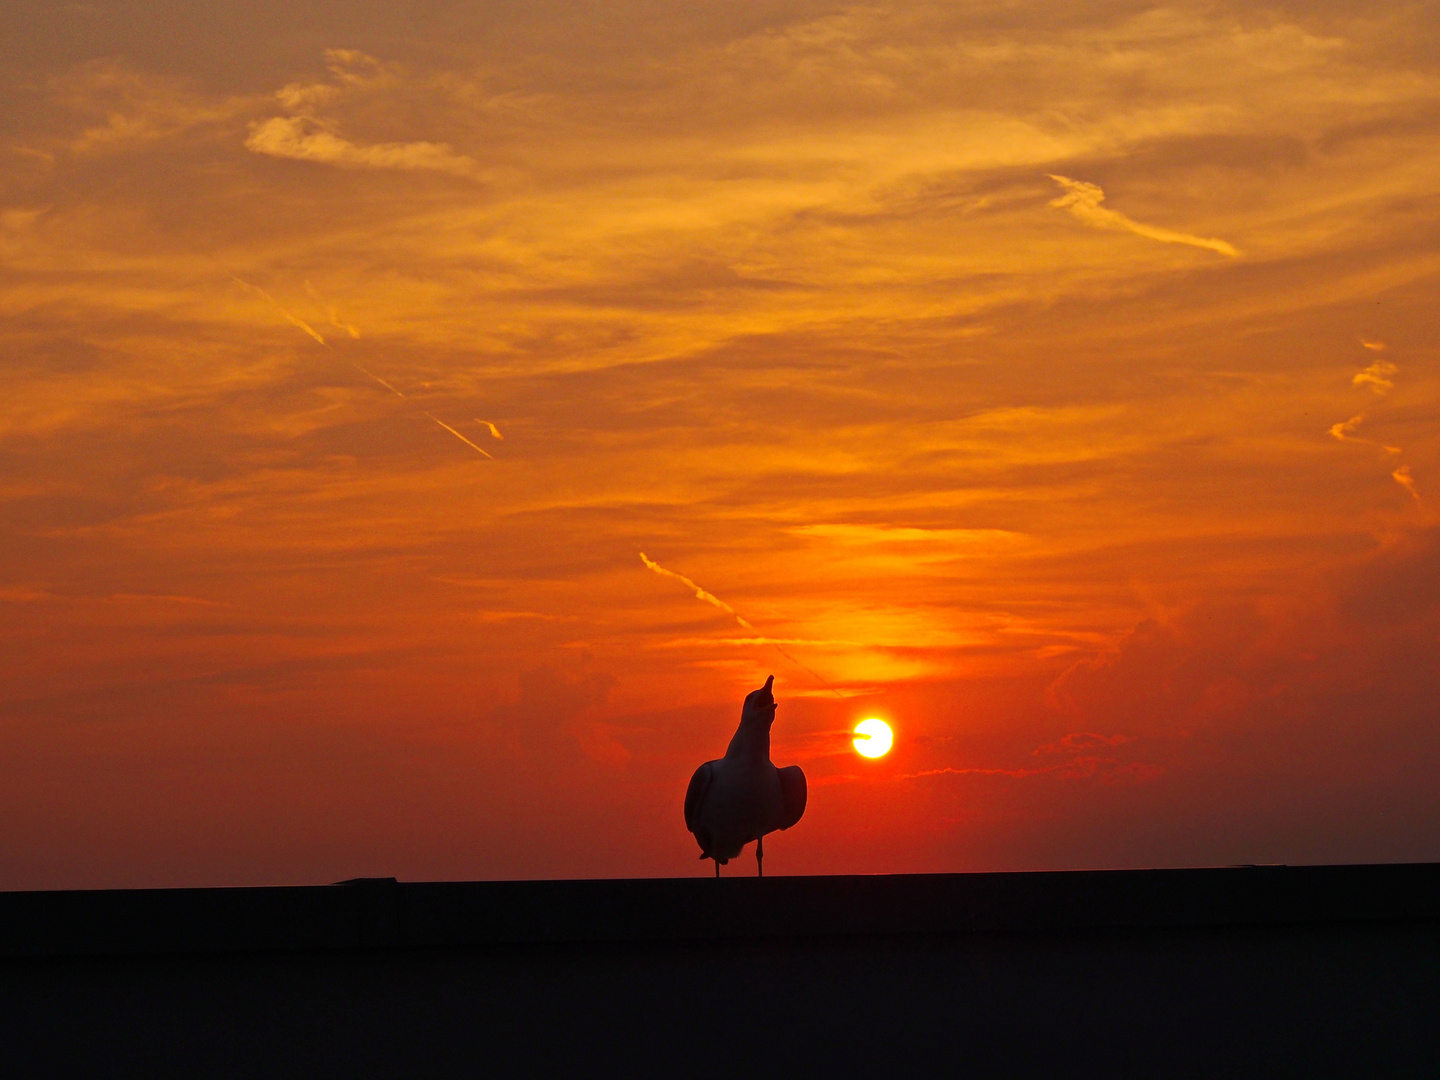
top-left (788, 524), bottom-right (1025, 547)
top-left (1354, 358), bottom-right (1397, 394)
top-left (1329, 414), bottom-right (1364, 442)
top-left (0, 586), bottom-right (56, 602)
top-left (1034, 731), bottom-right (1132, 755)
top-left (1328, 414), bottom-right (1400, 454)
top-left (474, 420), bottom-right (504, 440)
top-left (245, 116), bottom-right (477, 176)
top-left (243, 48), bottom-right (482, 177)
top-left (903, 756), bottom-right (1161, 785)
top-left (1392, 465), bottom-right (1423, 507)
top-left (904, 765), bottom-right (1044, 779)
top-left (1048, 175), bottom-right (1240, 257)
top-left (46, 60), bottom-right (252, 156)
top-left (275, 49), bottom-right (388, 112)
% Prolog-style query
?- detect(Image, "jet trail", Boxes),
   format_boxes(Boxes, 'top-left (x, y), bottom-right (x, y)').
top-left (425, 413), bottom-right (494, 458)
top-left (1048, 175), bottom-right (1240, 257)
top-left (351, 362), bottom-right (405, 398)
top-left (304, 280), bottom-right (361, 339)
top-left (232, 276), bottom-right (326, 344)
top-left (639, 552), bottom-right (843, 698)
top-left (235, 276), bottom-right (492, 461)
top-left (640, 552), bottom-right (753, 629)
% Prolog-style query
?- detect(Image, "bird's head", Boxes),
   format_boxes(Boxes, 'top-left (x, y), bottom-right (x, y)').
top-left (740, 675), bottom-right (778, 729)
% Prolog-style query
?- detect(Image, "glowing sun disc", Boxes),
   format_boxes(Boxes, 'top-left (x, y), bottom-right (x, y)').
top-left (853, 718), bottom-right (893, 758)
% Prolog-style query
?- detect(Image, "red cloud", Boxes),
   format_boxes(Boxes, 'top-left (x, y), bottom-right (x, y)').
top-left (1035, 732), bottom-right (1133, 756)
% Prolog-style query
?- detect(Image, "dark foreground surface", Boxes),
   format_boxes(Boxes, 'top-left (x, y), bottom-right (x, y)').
top-left (3, 864), bottom-right (1439, 1077)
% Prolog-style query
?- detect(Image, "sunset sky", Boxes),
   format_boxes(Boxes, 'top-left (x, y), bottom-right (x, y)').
top-left (3, 0), bottom-right (1439, 888)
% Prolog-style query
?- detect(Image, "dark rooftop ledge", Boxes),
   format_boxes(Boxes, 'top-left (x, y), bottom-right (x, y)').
top-left (4, 862), bottom-right (1439, 960)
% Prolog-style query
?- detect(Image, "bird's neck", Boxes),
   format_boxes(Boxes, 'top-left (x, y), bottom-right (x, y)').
top-left (724, 722), bottom-right (770, 763)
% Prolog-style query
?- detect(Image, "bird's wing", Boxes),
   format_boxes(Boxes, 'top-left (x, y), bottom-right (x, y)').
top-left (684, 761), bottom-right (714, 834)
top-left (777, 765), bottom-right (807, 830)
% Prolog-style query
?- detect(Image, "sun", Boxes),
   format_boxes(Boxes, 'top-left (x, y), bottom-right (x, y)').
top-left (853, 718), bottom-right (893, 758)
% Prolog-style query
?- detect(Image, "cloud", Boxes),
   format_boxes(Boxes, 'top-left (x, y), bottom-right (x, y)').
top-left (1048, 175), bottom-right (1241, 257)
top-left (45, 60), bottom-right (251, 156)
top-left (484, 664), bottom-right (617, 763)
top-left (0, 586), bottom-right (55, 602)
top-left (789, 524), bottom-right (1025, 547)
top-left (1392, 465), bottom-right (1423, 507)
top-left (475, 610), bottom-right (575, 622)
top-left (904, 765), bottom-right (1043, 779)
top-left (1046, 606), bottom-right (1270, 736)
top-left (657, 636), bottom-right (862, 648)
top-left (244, 49), bottom-right (481, 178)
top-left (244, 116), bottom-right (477, 176)
top-left (1035, 731), bottom-right (1132, 755)
top-left (1354, 359), bottom-right (1397, 394)
top-left (1053, 757), bottom-right (1164, 784)
top-left (1342, 526), bottom-right (1440, 624)
top-left (1329, 415), bottom-right (1364, 442)
top-left (474, 420), bottom-right (504, 440)
top-left (1328, 414), bottom-right (1400, 454)
top-left (275, 49), bottom-right (389, 113)
top-left (902, 755), bottom-right (1161, 785)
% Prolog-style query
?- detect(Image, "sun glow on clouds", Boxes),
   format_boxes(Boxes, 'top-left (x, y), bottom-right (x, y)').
top-left (2, 0), bottom-right (1440, 887)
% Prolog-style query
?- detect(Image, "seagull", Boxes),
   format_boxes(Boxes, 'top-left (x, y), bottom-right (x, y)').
top-left (684, 675), bottom-right (807, 877)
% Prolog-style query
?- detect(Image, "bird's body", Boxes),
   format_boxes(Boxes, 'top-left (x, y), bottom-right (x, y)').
top-left (685, 676), bottom-right (806, 873)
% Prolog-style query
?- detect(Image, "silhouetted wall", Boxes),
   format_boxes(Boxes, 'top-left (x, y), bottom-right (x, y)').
top-left (4, 866), bottom-right (1439, 1077)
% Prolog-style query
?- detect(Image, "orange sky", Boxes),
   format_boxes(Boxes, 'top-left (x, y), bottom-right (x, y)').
top-left (3, 1), bottom-right (1439, 887)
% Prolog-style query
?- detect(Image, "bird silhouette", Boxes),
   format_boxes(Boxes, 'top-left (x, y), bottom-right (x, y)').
top-left (684, 675), bottom-right (807, 877)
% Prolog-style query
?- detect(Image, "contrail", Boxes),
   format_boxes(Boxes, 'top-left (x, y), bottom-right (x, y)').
top-left (232, 276), bottom-right (326, 344)
top-left (639, 552), bottom-right (844, 698)
top-left (234, 277), bottom-right (492, 461)
top-left (305, 279), bottom-right (361, 339)
top-left (425, 413), bottom-right (493, 458)
top-left (474, 419), bottom-right (504, 440)
top-left (350, 362), bottom-right (405, 399)
top-left (640, 552), bottom-right (753, 629)
top-left (1048, 175), bottom-right (1240, 257)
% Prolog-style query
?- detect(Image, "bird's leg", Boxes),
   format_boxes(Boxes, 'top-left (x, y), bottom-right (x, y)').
top-left (714, 857), bottom-right (720, 879)
top-left (757, 834), bottom-right (764, 878)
